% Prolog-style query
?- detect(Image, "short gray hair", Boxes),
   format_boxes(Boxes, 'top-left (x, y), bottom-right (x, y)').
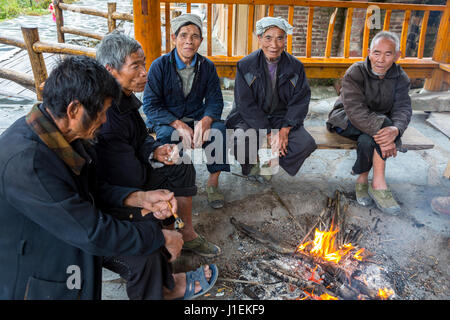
top-left (96, 30), bottom-right (142, 70)
top-left (370, 31), bottom-right (400, 52)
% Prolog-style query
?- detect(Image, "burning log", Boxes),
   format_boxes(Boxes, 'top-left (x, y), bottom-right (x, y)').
top-left (256, 261), bottom-right (336, 298)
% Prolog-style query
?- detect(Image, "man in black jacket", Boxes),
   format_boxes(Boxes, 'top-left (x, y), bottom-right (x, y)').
top-left (0, 56), bottom-right (216, 300)
top-left (326, 31), bottom-right (412, 215)
top-left (94, 31), bottom-right (221, 298)
top-left (226, 17), bottom-right (316, 181)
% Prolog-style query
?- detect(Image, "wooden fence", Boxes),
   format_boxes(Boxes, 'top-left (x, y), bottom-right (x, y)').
top-left (0, 0), bottom-right (449, 101)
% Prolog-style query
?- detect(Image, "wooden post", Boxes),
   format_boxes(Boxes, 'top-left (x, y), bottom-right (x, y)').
top-left (107, 2), bottom-right (117, 33)
top-left (53, 0), bottom-right (65, 43)
top-left (21, 27), bottom-right (48, 101)
top-left (424, 0), bottom-right (450, 91)
top-left (133, 0), bottom-right (161, 71)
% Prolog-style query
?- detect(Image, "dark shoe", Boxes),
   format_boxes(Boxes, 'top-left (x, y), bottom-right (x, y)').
top-left (183, 235), bottom-right (222, 258)
top-left (431, 196), bottom-right (450, 216)
top-left (356, 182), bottom-right (373, 206)
top-left (368, 185), bottom-right (401, 215)
top-left (206, 185), bottom-right (224, 209)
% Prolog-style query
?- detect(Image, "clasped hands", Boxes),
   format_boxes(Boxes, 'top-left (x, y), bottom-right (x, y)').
top-left (373, 126), bottom-right (399, 159)
top-left (170, 116), bottom-right (213, 150)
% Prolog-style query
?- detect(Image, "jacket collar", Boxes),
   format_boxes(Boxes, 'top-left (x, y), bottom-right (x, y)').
top-left (115, 92), bottom-right (142, 114)
top-left (364, 56), bottom-right (400, 79)
top-left (26, 103), bottom-right (86, 175)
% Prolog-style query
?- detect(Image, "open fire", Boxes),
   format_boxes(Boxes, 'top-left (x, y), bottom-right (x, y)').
top-left (231, 190), bottom-right (397, 300)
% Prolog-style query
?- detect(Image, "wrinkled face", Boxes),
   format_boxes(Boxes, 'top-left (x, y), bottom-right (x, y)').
top-left (368, 38), bottom-right (400, 76)
top-left (258, 26), bottom-right (286, 60)
top-left (172, 24), bottom-right (203, 63)
top-left (72, 97), bottom-right (113, 140)
top-left (109, 48), bottom-right (147, 95)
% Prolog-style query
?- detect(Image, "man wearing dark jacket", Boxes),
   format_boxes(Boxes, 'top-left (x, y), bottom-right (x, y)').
top-left (95, 31), bottom-right (221, 264)
top-left (326, 31), bottom-right (412, 214)
top-left (143, 14), bottom-right (230, 209)
top-left (226, 17), bottom-right (317, 181)
top-left (0, 56), bottom-right (216, 300)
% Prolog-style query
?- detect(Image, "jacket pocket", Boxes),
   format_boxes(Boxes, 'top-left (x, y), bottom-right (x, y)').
top-left (24, 276), bottom-right (80, 300)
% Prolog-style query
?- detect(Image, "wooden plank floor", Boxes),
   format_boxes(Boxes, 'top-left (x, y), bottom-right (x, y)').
top-left (0, 49), bottom-right (61, 100)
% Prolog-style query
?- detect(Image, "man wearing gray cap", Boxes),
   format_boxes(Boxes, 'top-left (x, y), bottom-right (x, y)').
top-left (226, 17), bottom-right (316, 181)
top-left (143, 13), bottom-right (230, 212)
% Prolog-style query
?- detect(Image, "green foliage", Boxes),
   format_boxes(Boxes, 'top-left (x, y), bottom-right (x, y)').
top-left (0, 0), bottom-right (52, 21)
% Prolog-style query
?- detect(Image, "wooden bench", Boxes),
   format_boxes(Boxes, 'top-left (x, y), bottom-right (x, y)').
top-left (306, 126), bottom-right (435, 150)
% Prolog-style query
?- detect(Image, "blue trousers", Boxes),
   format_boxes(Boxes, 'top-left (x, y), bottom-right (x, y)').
top-left (153, 120), bottom-right (230, 174)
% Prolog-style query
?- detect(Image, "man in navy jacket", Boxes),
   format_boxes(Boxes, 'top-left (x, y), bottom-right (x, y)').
top-left (143, 14), bottom-right (230, 209)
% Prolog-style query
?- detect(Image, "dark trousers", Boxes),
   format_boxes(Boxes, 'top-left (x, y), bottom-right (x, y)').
top-left (103, 248), bottom-right (174, 300)
top-left (231, 118), bottom-right (317, 177)
top-left (102, 163), bottom-right (196, 300)
top-left (335, 118), bottom-right (400, 174)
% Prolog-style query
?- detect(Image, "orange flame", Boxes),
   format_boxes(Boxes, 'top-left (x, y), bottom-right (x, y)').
top-left (377, 288), bottom-right (394, 300)
top-left (295, 224), bottom-right (363, 264)
top-left (300, 290), bottom-right (339, 300)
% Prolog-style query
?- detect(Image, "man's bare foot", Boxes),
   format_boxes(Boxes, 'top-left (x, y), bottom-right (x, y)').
top-left (163, 265), bottom-right (212, 300)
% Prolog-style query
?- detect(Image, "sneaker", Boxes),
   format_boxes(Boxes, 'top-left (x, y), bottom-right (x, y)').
top-left (183, 235), bottom-right (222, 258)
top-left (430, 196), bottom-right (450, 216)
top-left (206, 185), bottom-right (224, 209)
top-left (248, 163), bottom-right (271, 184)
top-left (355, 182), bottom-right (373, 206)
top-left (368, 185), bottom-right (401, 215)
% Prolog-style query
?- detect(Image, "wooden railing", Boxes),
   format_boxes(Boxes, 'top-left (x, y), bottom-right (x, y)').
top-left (52, 0), bottom-right (133, 43)
top-left (0, 27), bottom-right (95, 100)
top-left (0, 0), bottom-right (449, 101)
top-left (152, 0), bottom-right (449, 87)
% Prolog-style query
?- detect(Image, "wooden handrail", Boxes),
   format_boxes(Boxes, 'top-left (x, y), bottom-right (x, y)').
top-left (159, 0), bottom-right (445, 11)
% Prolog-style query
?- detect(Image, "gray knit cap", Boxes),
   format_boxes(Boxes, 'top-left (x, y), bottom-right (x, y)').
top-left (255, 17), bottom-right (293, 36)
top-left (171, 13), bottom-right (203, 35)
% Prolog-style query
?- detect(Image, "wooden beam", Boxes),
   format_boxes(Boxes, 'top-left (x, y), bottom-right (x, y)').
top-left (424, 0), bottom-right (450, 90)
top-left (325, 8), bottom-right (338, 58)
top-left (207, 3), bottom-right (212, 56)
top-left (107, 2), bottom-right (117, 33)
top-left (362, 9), bottom-right (371, 58)
top-left (60, 26), bottom-right (104, 40)
top-left (383, 9), bottom-right (391, 31)
top-left (53, 0), bottom-right (65, 43)
top-left (247, 4), bottom-right (255, 55)
top-left (417, 10), bottom-right (430, 59)
top-left (306, 7), bottom-right (314, 58)
top-left (133, 0), bottom-right (161, 70)
top-left (0, 67), bottom-right (35, 92)
top-left (227, 4), bottom-right (233, 56)
top-left (287, 5), bottom-right (294, 54)
top-left (400, 10), bottom-right (411, 58)
top-left (343, 8), bottom-right (353, 58)
top-left (21, 27), bottom-right (48, 101)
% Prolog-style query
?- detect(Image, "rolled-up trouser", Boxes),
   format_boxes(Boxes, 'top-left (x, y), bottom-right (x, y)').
top-left (230, 118), bottom-right (317, 177)
top-left (154, 120), bottom-right (231, 174)
top-left (103, 247), bottom-right (174, 300)
top-left (334, 118), bottom-right (401, 174)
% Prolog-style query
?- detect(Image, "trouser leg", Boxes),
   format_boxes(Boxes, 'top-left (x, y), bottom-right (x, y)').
top-left (279, 126), bottom-right (317, 176)
top-left (103, 249), bottom-right (174, 300)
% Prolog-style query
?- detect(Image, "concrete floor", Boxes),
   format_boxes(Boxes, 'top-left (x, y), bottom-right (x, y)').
top-left (102, 88), bottom-right (450, 300)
